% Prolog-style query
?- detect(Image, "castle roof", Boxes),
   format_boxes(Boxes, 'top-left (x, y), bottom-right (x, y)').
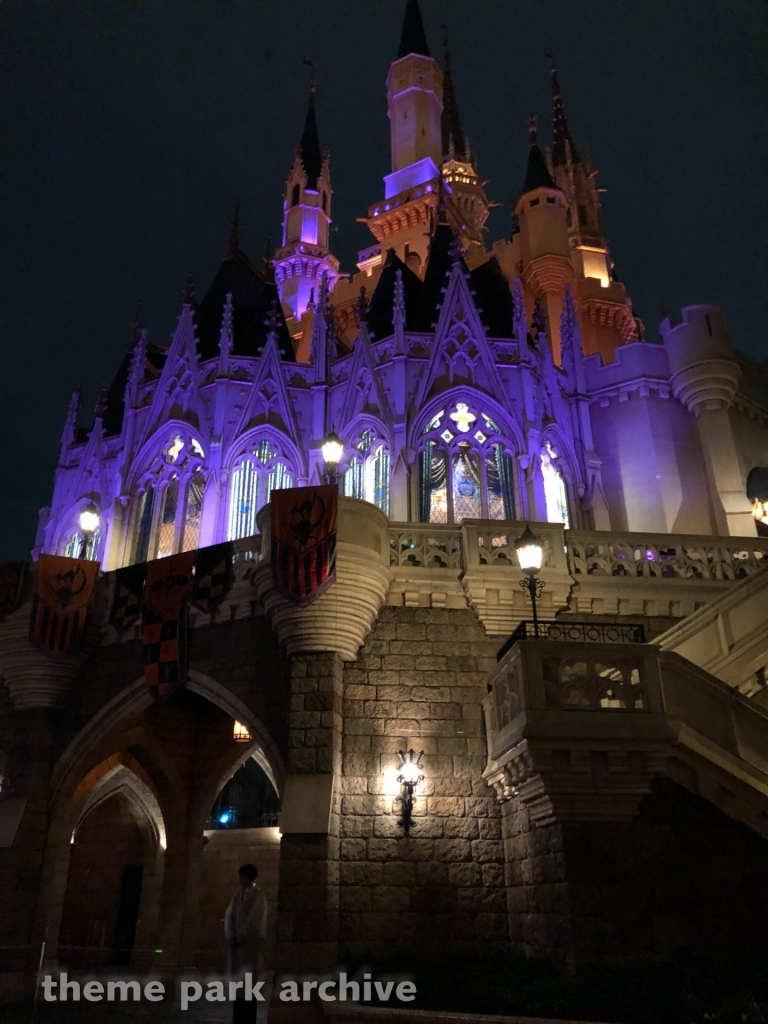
top-left (398, 0), bottom-right (431, 59)
top-left (522, 135), bottom-right (558, 194)
top-left (299, 88), bottom-right (323, 191)
top-left (550, 62), bottom-right (580, 167)
top-left (367, 248), bottom-right (424, 340)
top-left (441, 41), bottom-right (467, 162)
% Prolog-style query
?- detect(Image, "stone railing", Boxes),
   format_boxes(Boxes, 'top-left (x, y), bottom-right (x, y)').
top-left (388, 524), bottom-right (463, 570)
top-left (385, 520), bottom-right (768, 630)
top-left (482, 638), bottom-right (675, 825)
top-left (566, 530), bottom-right (768, 581)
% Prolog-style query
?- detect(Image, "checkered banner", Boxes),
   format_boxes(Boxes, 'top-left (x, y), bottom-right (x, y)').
top-left (30, 554), bottom-right (100, 657)
top-left (271, 484), bottom-right (337, 606)
top-left (191, 541), bottom-right (233, 614)
top-left (142, 551), bottom-right (194, 700)
top-left (110, 562), bottom-right (145, 633)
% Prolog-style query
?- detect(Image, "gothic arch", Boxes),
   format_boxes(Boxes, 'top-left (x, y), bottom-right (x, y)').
top-left (408, 387), bottom-right (525, 456)
top-left (224, 424), bottom-right (305, 482)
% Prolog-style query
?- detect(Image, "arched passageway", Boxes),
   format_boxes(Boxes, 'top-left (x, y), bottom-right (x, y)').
top-left (197, 754), bottom-right (282, 972)
top-left (59, 792), bottom-right (150, 968)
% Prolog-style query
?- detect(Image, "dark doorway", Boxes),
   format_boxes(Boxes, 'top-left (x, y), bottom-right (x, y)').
top-left (113, 864), bottom-right (144, 965)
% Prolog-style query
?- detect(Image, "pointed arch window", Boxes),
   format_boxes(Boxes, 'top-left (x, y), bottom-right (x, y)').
top-left (541, 442), bottom-right (570, 528)
top-left (343, 429), bottom-right (390, 516)
top-left (419, 403), bottom-right (516, 524)
top-left (131, 430), bottom-right (206, 563)
top-left (228, 439), bottom-right (294, 541)
top-left (156, 478), bottom-right (180, 559)
top-left (182, 470), bottom-right (205, 552)
top-left (291, 184), bottom-right (300, 207)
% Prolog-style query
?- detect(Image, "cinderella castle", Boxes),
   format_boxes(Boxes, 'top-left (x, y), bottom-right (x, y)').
top-left (1, 0), bottom-right (768, 1003)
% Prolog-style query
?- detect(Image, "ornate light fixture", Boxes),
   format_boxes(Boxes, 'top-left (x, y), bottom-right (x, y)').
top-left (396, 748), bottom-right (424, 836)
top-left (515, 524), bottom-right (545, 637)
top-left (78, 507), bottom-right (100, 534)
top-left (321, 431), bottom-right (344, 485)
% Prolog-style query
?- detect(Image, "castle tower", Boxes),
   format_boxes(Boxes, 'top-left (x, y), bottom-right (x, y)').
top-left (514, 117), bottom-right (572, 365)
top-left (274, 79), bottom-right (339, 322)
top-left (547, 62), bottom-right (642, 359)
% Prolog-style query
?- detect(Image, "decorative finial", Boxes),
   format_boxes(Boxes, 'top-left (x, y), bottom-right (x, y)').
top-left (129, 304), bottom-right (144, 349)
top-left (182, 272), bottom-right (196, 307)
top-left (221, 292), bottom-right (233, 337)
top-left (532, 297), bottom-right (548, 338)
top-left (308, 287), bottom-right (315, 309)
top-left (448, 233), bottom-right (464, 265)
top-left (355, 286), bottom-right (369, 326)
top-left (527, 113), bottom-right (538, 145)
top-left (264, 298), bottom-right (281, 338)
top-left (94, 387), bottom-right (108, 419)
top-left (229, 201), bottom-right (241, 258)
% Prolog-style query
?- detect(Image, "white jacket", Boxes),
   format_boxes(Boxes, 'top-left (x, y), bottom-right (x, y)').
top-left (224, 883), bottom-right (267, 977)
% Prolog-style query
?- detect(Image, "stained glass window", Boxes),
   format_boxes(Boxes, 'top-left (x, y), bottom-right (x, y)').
top-left (344, 430), bottom-right (390, 515)
top-left (156, 479), bottom-right (179, 558)
top-left (420, 406), bottom-right (516, 524)
top-left (65, 532), bottom-right (83, 558)
top-left (228, 441), bottom-right (293, 540)
top-left (541, 444), bottom-right (570, 528)
top-left (182, 472), bottom-right (204, 552)
top-left (452, 443), bottom-right (482, 520)
top-left (135, 487), bottom-right (155, 563)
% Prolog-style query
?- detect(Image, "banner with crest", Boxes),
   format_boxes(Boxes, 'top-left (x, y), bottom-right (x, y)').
top-left (142, 551), bottom-right (194, 700)
top-left (271, 485), bottom-right (337, 606)
top-left (30, 554), bottom-right (100, 657)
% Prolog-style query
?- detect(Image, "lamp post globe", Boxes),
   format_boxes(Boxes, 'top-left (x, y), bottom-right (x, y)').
top-left (515, 524), bottom-right (545, 638)
top-left (321, 431), bottom-right (344, 485)
top-left (78, 507), bottom-right (100, 534)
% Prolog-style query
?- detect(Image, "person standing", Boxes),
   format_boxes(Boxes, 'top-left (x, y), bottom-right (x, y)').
top-left (224, 863), bottom-right (268, 1024)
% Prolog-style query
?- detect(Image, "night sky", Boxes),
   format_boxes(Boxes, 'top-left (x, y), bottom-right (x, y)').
top-left (0, 0), bottom-right (766, 563)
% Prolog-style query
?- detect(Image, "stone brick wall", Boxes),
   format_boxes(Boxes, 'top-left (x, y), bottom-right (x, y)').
top-left (504, 775), bottom-right (768, 966)
top-left (338, 606), bottom-right (508, 957)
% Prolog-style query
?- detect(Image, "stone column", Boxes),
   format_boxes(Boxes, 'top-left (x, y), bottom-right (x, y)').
top-left (0, 709), bottom-right (58, 993)
top-left (275, 652), bottom-right (343, 972)
top-left (252, 497), bottom-right (392, 974)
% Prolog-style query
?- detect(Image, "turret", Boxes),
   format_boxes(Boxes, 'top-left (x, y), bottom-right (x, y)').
top-left (514, 117), bottom-right (571, 364)
top-left (274, 78), bottom-right (339, 322)
top-left (386, 0), bottom-right (443, 177)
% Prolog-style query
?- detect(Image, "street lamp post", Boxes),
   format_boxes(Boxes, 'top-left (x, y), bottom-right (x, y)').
top-left (78, 506), bottom-right (101, 560)
top-left (515, 524), bottom-right (545, 638)
top-left (320, 431), bottom-right (344, 487)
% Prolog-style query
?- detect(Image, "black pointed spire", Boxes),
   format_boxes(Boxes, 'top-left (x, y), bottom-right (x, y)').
top-left (398, 0), bottom-right (431, 58)
top-left (441, 37), bottom-right (467, 162)
top-left (522, 114), bottom-right (558, 194)
top-left (548, 56), bottom-right (580, 167)
top-left (299, 81), bottom-right (323, 191)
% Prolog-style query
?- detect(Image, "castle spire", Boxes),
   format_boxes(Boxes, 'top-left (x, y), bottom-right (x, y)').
top-left (59, 385), bottom-right (82, 460)
top-left (522, 114), bottom-right (558, 194)
top-left (299, 81), bottom-right (323, 190)
top-left (441, 37), bottom-right (467, 162)
top-left (398, 0), bottom-right (430, 58)
top-left (548, 57), bottom-right (581, 167)
top-left (548, 56), bottom-right (580, 168)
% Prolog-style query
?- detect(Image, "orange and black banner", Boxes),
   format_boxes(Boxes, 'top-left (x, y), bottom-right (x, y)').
top-left (192, 541), bottom-right (233, 613)
top-left (30, 554), bottom-right (100, 657)
top-left (271, 484), bottom-right (337, 606)
top-left (110, 562), bottom-right (145, 632)
top-left (142, 551), bottom-right (194, 700)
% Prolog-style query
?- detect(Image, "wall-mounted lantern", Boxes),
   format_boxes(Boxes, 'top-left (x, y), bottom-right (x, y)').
top-left (396, 748), bottom-right (424, 836)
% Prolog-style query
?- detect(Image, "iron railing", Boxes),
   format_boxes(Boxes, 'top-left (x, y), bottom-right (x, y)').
top-left (497, 620), bottom-right (647, 661)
